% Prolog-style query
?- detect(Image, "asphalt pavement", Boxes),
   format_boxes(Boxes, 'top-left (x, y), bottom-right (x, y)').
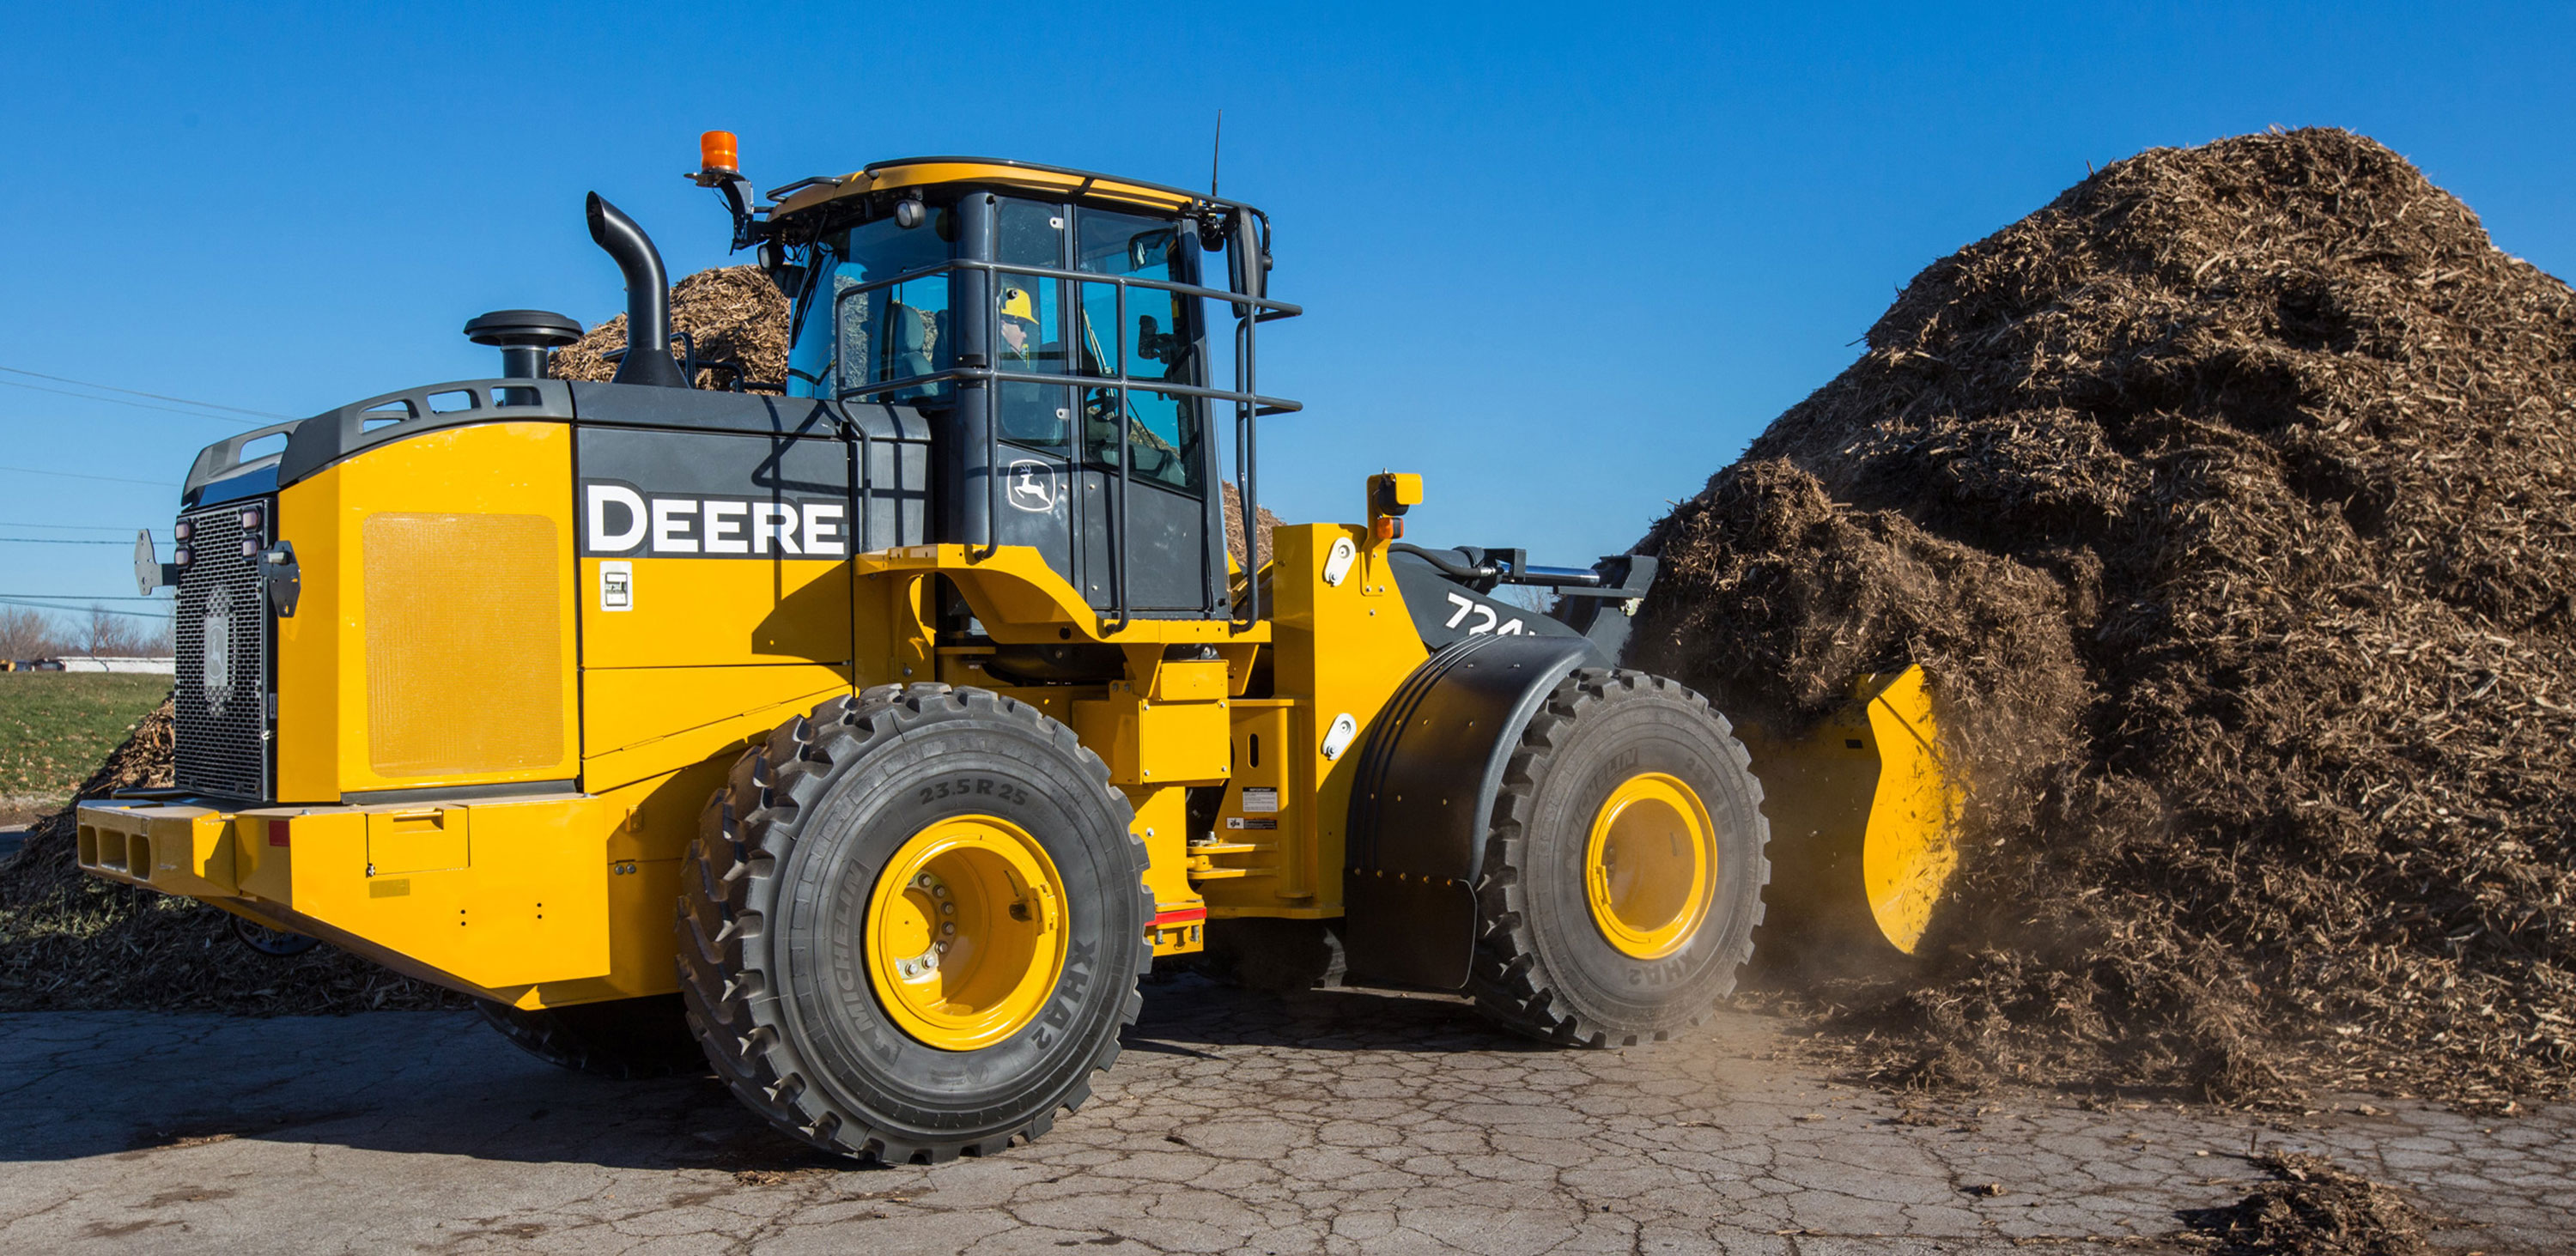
top-left (1, 976), bottom-right (2567, 1253)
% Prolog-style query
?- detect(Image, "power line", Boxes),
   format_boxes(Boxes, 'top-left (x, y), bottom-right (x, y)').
top-left (0, 363), bottom-right (290, 421)
top-left (0, 376), bottom-right (264, 426)
top-left (0, 593), bottom-right (171, 602)
top-left (0, 537), bottom-right (128, 544)
top-left (0, 521), bottom-right (145, 531)
top-left (0, 597), bottom-right (172, 622)
top-left (0, 464), bottom-right (170, 487)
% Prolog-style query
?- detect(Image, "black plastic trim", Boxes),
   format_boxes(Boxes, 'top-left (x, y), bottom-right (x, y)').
top-left (339, 780), bottom-right (580, 806)
top-left (276, 379), bottom-right (935, 490)
top-left (183, 421), bottom-right (301, 508)
top-left (278, 379), bottom-right (576, 488)
top-left (185, 464), bottom-right (281, 510)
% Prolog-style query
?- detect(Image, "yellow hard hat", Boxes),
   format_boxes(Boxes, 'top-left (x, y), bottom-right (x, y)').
top-left (1000, 287), bottom-right (1037, 325)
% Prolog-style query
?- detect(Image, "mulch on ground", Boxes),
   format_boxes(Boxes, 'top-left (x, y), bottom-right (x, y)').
top-left (2179, 1151), bottom-right (2436, 1255)
top-left (0, 701), bottom-right (463, 1014)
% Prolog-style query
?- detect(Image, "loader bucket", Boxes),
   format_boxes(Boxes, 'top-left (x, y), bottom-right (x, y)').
top-left (1740, 665), bottom-right (1958, 958)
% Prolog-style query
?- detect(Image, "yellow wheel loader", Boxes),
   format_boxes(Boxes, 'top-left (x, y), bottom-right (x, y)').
top-left (79, 134), bottom-right (1955, 1163)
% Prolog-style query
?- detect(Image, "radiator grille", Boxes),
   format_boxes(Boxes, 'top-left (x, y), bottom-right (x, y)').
top-left (173, 503), bottom-right (270, 799)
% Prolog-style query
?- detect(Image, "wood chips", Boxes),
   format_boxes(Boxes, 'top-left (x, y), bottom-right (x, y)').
top-left (1632, 129), bottom-right (2576, 1105)
top-left (0, 700), bottom-right (464, 1014)
top-left (548, 264), bottom-right (793, 391)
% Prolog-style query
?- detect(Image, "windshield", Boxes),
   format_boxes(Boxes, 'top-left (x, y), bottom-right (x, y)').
top-left (787, 209), bottom-right (956, 404)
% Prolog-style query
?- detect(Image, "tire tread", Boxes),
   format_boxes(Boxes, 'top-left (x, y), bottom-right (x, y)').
top-left (1465, 668), bottom-right (1771, 1047)
top-left (676, 683), bottom-right (1151, 1162)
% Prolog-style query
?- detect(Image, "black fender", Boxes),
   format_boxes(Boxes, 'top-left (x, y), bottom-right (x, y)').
top-left (1342, 633), bottom-right (1595, 989)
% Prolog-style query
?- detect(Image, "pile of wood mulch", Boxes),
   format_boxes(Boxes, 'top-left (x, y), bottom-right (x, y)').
top-left (550, 264), bottom-right (793, 391)
top-left (1631, 128), bottom-right (2576, 1107)
top-left (1224, 480), bottom-right (1281, 569)
top-left (0, 700), bottom-right (462, 1015)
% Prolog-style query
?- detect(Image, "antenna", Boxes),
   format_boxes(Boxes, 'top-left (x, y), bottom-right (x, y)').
top-left (1210, 109), bottom-right (1223, 198)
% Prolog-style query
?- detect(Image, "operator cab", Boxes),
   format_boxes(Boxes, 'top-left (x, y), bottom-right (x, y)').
top-left (756, 158), bottom-right (1297, 627)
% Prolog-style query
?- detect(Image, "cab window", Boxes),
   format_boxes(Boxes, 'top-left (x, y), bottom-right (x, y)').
top-left (994, 199), bottom-right (1068, 448)
top-left (787, 209), bottom-right (955, 404)
top-left (1072, 207), bottom-right (1200, 494)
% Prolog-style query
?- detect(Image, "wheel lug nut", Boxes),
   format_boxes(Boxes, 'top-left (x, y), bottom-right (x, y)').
top-left (917, 874), bottom-right (934, 889)
top-left (942, 922), bottom-right (956, 935)
top-left (941, 902), bottom-right (955, 915)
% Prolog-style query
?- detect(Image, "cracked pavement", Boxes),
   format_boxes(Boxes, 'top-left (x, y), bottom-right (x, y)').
top-left (2, 975), bottom-right (2569, 1253)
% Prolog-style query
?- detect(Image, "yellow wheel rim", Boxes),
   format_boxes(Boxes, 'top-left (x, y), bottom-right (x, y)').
top-left (865, 815), bottom-right (1067, 1052)
top-left (1583, 772), bottom-right (1718, 960)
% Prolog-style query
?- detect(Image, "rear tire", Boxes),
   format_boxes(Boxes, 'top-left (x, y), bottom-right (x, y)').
top-left (1468, 669), bottom-right (1769, 1047)
top-left (677, 683), bottom-right (1151, 1163)
top-left (476, 994), bottom-right (705, 1079)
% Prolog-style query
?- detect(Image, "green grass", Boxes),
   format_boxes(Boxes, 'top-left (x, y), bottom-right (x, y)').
top-left (0, 672), bottom-right (170, 804)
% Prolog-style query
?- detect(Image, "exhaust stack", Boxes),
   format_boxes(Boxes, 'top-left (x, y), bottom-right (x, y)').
top-left (585, 192), bottom-right (689, 389)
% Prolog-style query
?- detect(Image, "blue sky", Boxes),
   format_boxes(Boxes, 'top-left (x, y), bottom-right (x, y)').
top-left (3, 3), bottom-right (2572, 628)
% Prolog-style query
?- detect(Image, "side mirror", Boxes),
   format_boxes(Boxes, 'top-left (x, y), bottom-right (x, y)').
top-left (768, 264), bottom-right (807, 301)
top-left (1226, 212), bottom-right (1265, 312)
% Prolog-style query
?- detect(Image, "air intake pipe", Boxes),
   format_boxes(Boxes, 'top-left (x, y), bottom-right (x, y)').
top-left (585, 192), bottom-right (689, 389)
top-left (462, 310), bottom-right (581, 380)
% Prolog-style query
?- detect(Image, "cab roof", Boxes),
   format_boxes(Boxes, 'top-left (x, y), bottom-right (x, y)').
top-left (766, 156), bottom-right (1244, 222)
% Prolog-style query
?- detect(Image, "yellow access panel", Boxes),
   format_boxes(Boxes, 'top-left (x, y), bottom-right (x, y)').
top-left (273, 422), bottom-right (580, 801)
top-left (366, 807), bottom-right (468, 874)
top-left (250, 797), bottom-right (606, 990)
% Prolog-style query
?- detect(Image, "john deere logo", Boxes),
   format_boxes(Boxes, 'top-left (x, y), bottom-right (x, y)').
top-left (202, 588), bottom-right (234, 712)
top-left (1007, 460), bottom-right (1056, 513)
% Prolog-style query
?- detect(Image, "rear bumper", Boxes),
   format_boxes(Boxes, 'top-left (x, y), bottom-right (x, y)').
top-left (76, 799), bottom-right (241, 898)
top-left (76, 794), bottom-right (619, 999)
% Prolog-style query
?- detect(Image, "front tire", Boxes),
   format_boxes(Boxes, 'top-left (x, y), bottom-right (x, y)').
top-left (677, 683), bottom-right (1151, 1163)
top-left (1468, 669), bottom-right (1770, 1047)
